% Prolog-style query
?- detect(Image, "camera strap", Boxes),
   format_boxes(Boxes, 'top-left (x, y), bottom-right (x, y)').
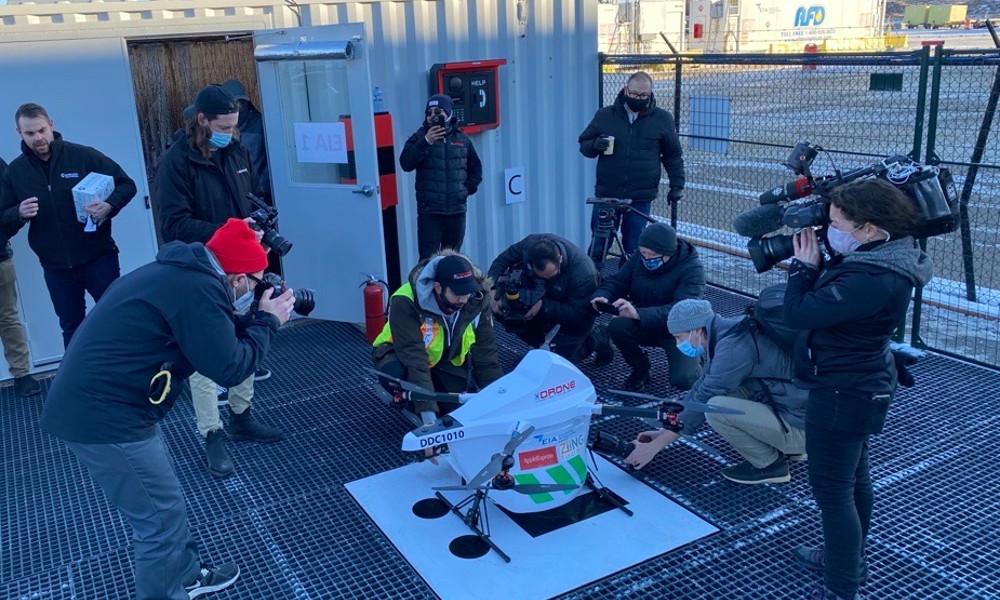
top-left (148, 362), bottom-right (174, 405)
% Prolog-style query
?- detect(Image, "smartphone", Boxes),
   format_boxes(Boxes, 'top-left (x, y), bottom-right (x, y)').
top-left (594, 300), bottom-right (620, 316)
top-left (431, 114), bottom-right (447, 129)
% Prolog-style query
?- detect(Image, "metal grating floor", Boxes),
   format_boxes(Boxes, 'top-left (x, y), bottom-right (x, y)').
top-left (2, 286), bottom-right (998, 599)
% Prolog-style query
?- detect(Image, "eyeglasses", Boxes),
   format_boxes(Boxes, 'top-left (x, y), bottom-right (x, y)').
top-left (626, 90), bottom-right (651, 100)
top-left (425, 108), bottom-right (446, 116)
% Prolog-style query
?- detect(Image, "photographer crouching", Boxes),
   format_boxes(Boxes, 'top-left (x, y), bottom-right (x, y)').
top-left (488, 234), bottom-right (604, 363)
top-left (783, 179), bottom-right (933, 600)
top-left (39, 219), bottom-right (295, 599)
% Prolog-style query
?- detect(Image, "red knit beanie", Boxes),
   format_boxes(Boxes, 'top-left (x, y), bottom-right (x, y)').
top-left (205, 218), bottom-right (268, 274)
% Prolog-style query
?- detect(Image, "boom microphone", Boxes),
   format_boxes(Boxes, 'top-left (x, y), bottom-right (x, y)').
top-left (758, 177), bottom-right (813, 205)
top-left (732, 203), bottom-right (785, 238)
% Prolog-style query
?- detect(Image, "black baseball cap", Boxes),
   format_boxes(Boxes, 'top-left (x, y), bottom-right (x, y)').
top-left (183, 84), bottom-right (239, 119)
top-left (434, 255), bottom-right (480, 295)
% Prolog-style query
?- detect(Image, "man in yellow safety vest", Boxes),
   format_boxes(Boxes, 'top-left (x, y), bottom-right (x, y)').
top-left (372, 252), bottom-right (503, 426)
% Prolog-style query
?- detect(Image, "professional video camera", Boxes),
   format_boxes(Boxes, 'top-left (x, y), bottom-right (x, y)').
top-left (733, 141), bottom-right (960, 273)
top-left (253, 272), bottom-right (317, 317)
top-left (494, 267), bottom-right (546, 332)
top-left (246, 193), bottom-right (293, 257)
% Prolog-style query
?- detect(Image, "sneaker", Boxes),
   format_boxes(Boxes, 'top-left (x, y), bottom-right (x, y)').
top-left (591, 325), bottom-right (615, 367)
top-left (720, 456), bottom-right (790, 484)
top-left (623, 368), bottom-right (651, 392)
top-left (216, 385), bottom-right (229, 407)
top-left (13, 374), bottom-right (41, 397)
top-left (794, 546), bottom-right (869, 584)
top-left (253, 367), bottom-right (271, 381)
top-left (185, 562), bottom-right (240, 599)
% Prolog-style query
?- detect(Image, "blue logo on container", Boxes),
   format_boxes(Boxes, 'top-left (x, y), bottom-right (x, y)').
top-left (794, 6), bottom-right (825, 27)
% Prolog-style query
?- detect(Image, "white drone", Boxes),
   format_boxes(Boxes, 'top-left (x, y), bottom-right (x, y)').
top-left (371, 348), bottom-right (741, 562)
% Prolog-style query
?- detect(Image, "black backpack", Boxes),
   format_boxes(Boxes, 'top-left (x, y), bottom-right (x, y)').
top-left (741, 283), bottom-right (802, 358)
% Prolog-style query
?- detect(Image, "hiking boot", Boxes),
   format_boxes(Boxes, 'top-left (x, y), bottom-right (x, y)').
top-left (591, 325), bottom-right (615, 367)
top-left (205, 429), bottom-right (234, 479)
top-left (253, 367), bottom-right (271, 381)
top-left (228, 407), bottom-right (283, 443)
top-left (721, 456), bottom-right (790, 484)
top-left (623, 368), bottom-right (651, 392)
top-left (13, 374), bottom-right (41, 397)
top-left (809, 583), bottom-right (863, 600)
top-left (185, 562), bottom-right (240, 599)
top-left (794, 546), bottom-right (869, 584)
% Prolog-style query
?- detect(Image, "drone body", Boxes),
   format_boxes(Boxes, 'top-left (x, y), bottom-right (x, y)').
top-left (401, 350), bottom-right (597, 513)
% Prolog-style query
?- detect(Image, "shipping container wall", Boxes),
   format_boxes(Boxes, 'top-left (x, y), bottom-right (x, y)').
top-left (0, 0), bottom-right (598, 285)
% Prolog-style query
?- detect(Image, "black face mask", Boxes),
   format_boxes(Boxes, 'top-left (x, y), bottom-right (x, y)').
top-left (625, 96), bottom-right (650, 112)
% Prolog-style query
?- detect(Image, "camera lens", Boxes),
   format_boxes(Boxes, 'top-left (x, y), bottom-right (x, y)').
top-left (591, 431), bottom-right (636, 460)
top-left (262, 230), bottom-right (293, 257)
top-left (782, 202), bottom-right (828, 229)
top-left (292, 289), bottom-right (316, 317)
top-left (747, 235), bottom-right (795, 273)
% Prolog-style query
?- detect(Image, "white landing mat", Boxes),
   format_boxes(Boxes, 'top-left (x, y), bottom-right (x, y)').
top-left (345, 455), bottom-right (717, 600)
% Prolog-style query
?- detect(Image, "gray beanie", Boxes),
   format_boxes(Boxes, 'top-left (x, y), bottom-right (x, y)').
top-left (668, 299), bottom-right (715, 334)
top-left (637, 223), bottom-right (678, 256)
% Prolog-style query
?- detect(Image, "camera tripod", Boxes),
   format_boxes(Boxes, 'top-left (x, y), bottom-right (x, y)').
top-left (586, 198), bottom-right (657, 268)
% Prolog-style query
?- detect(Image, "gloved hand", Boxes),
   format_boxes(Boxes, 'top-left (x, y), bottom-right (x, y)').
top-left (667, 187), bottom-right (683, 204)
top-left (592, 136), bottom-right (610, 152)
top-left (891, 348), bottom-right (918, 388)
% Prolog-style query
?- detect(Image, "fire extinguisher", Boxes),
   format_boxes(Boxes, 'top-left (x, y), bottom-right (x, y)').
top-left (360, 273), bottom-right (389, 344)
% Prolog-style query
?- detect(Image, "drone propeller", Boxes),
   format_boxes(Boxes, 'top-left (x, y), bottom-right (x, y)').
top-left (464, 424), bottom-right (537, 489)
top-left (433, 482), bottom-right (579, 495)
top-left (607, 390), bottom-right (745, 415)
top-left (365, 367), bottom-right (465, 406)
top-left (540, 324), bottom-right (562, 353)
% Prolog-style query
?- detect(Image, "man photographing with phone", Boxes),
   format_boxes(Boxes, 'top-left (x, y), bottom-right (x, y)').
top-left (589, 223), bottom-right (706, 391)
top-left (399, 94), bottom-right (483, 259)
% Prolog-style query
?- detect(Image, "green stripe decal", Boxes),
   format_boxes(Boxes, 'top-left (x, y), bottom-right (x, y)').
top-left (513, 472), bottom-right (554, 504)
top-left (568, 455), bottom-right (588, 482)
top-left (545, 464), bottom-right (577, 495)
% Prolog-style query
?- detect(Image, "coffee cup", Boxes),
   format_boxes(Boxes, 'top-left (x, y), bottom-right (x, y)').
top-left (603, 135), bottom-right (615, 155)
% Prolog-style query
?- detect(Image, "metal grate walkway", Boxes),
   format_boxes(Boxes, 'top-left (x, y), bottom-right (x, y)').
top-left (2, 287), bottom-right (998, 599)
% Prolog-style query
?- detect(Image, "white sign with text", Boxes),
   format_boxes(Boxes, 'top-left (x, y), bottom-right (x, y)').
top-left (504, 166), bottom-right (525, 205)
top-left (293, 121), bottom-right (348, 164)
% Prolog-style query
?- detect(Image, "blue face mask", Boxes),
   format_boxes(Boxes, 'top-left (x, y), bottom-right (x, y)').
top-left (209, 131), bottom-right (233, 149)
top-left (642, 256), bottom-right (665, 271)
top-left (677, 339), bottom-right (703, 358)
top-left (232, 278), bottom-right (254, 314)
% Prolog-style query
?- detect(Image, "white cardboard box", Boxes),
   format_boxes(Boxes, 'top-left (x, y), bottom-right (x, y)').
top-left (71, 172), bottom-right (114, 223)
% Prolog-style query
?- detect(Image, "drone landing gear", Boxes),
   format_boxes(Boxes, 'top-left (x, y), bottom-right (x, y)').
top-left (434, 489), bottom-right (511, 563)
top-left (584, 473), bottom-right (633, 517)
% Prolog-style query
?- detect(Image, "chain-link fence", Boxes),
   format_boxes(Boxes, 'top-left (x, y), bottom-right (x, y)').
top-left (599, 47), bottom-right (1000, 368)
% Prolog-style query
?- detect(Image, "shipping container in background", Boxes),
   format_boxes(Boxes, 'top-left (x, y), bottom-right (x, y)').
top-left (927, 3), bottom-right (969, 27)
top-left (687, 0), bottom-right (888, 53)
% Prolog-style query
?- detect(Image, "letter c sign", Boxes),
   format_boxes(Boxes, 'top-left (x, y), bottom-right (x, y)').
top-left (505, 167), bottom-right (525, 205)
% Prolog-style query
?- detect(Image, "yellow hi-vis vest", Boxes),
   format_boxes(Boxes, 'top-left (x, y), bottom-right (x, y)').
top-left (372, 283), bottom-right (478, 368)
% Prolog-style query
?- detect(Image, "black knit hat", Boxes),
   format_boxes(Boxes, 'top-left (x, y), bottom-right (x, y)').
top-left (638, 223), bottom-right (678, 255)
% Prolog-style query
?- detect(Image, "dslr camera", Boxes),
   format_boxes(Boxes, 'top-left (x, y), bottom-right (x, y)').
top-left (737, 141), bottom-right (959, 273)
top-left (253, 272), bottom-right (317, 317)
top-left (494, 267), bottom-right (546, 333)
top-left (246, 193), bottom-right (293, 257)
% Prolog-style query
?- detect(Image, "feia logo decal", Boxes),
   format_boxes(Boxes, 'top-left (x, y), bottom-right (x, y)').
top-left (536, 380), bottom-right (577, 401)
top-left (794, 6), bottom-right (825, 27)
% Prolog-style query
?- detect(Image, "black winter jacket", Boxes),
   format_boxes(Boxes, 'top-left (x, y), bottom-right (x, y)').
top-left (578, 89), bottom-right (685, 201)
top-left (488, 234), bottom-right (599, 331)
top-left (399, 120), bottom-right (483, 215)
top-left (593, 239), bottom-right (705, 331)
top-left (238, 102), bottom-right (270, 199)
top-left (783, 238), bottom-right (934, 393)
top-left (40, 241), bottom-right (280, 444)
top-left (0, 158), bottom-right (9, 263)
top-left (0, 134), bottom-right (136, 269)
top-left (157, 135), bottom-right (261, 244)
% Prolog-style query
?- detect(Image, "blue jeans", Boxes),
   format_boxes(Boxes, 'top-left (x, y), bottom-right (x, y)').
top-left (43, 251), bottom-right (120, 348)
top-left (806, 389), bottom-right (873, 597)
top-left (65, 427), bottom-right (201, 600)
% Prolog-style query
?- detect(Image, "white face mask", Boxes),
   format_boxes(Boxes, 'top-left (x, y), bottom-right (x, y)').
top-left (231, 277), bottom-right (254, 314)
top-left (827, 223), bottom-right (863, 255)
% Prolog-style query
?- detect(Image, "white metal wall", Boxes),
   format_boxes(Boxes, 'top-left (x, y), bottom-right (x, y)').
top-left (0, 0), bottom-right (599, 280)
